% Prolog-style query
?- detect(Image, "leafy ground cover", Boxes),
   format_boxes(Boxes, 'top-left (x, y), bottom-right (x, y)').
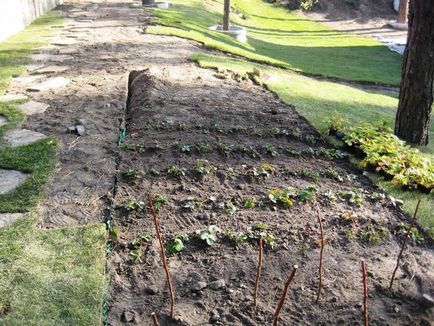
top-left (147, 0), bottom-right (402, 85)
top-left (0, 10), bottom-right (107, 325)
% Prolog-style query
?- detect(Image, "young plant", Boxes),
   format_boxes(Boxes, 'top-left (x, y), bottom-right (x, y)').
top-left (195, 141), bottom-right (211, 153)
top-left (167, 235), bottom-right (189, 254)
top-left (130, 249), bottom-right (143, 263)
top-left (285, 146), bottom-right (302, 156)
top-left (226, 167), bottom-right (235, 177)
top-left (244, 198), bottom-right (255, 209)
top-left (269, 187), bottom-right (295, 208)
top-left (305, 134), bottom-right (316, 145)
top-left (338, 189), bottom-right (363, 207)
top-left (299, 168), bottom-right (320, 181)
top-left (195, 225), bottom-right (221, 246)
top-left (167, 164), bottom-right (187, 177)
top-left (194, 159), bottom-right (216, 175)
top-left (172, 140), bottom-right (191, 153)
top-left (150, 194), bottom-right (168, 213)
top-left (124, 198), bottom-right (145, 211)
top-left (325, 167), bottom-right (343, 182)
top-left (218, 142), bottom-right (234, 156)
top-left (123, 168), bottom-right (145, 179)
top-left (253, 163), bottom-right (274, 177)
top-left (224, 201), bottom-right (237, 216)
top-left (299, 185), bottom-right (319, 204)
top-left (264, 143), bottom-right (279, 157)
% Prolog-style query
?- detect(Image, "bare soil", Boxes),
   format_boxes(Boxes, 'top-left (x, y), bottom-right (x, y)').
top-left (8, 0), bottom-right (433, 325)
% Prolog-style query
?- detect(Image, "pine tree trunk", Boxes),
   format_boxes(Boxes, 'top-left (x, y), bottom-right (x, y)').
top-left (223, 0), bottom-right (230, 31)
top-left (395, 0), bottom-right (434, 145)
top-left (397, 0), bottom-right (408, 24)
top-left (142, 0), bottom-right (155, 5)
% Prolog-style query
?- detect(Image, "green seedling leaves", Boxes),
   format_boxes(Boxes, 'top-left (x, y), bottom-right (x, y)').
top-left (196, 225), bottom-right (221, 246)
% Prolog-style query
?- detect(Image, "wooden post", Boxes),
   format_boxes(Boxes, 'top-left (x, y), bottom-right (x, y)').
top-left (397, 0), bottom-right (408, 24)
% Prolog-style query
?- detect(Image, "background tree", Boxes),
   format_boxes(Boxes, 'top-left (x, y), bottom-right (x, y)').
top-left (396, 0), bottom-right (408, 24)
top-left (395, 0), bottom-right (434, 145)
top-left (223, 0), bottom-right (230, 31)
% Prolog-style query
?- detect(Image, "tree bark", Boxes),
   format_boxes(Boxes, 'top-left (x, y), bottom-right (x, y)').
top-left (395, 0), bottom-right (434, 145)
top-left (223, 0), bottom-right (230, 31)
top-left (397, 0), bottom-right (408, 24)
top-left (142, 0), bottom-right (155, 5)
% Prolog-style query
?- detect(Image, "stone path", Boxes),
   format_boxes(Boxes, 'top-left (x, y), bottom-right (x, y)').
top-left (0, 169), bottom-right (29, 194)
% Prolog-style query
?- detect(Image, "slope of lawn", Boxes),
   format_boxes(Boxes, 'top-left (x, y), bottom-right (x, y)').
top-left (0, 10), bottom-right (108, 324)
top-left (192, 53), bottom-right (434, 237)
top-left (147, 0), bottom-right (402, 85)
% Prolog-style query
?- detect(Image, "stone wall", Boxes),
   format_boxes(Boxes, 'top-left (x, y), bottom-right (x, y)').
top-left (0, 0), bottom-right (64, 42)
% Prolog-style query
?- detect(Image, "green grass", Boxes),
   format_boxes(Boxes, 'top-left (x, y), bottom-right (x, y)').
top-left (192, 53), bottom-right (434, 237)
top-left (147, 0), bottom-right (402, 85)
top-left (0, 10), bottom-right (108, 325)
top-left (0, 138), bottom-right (58, 213)
top-left (0, 101), bottom-right (26, 136)
top-left (0, 217), bottom-right (107, 325)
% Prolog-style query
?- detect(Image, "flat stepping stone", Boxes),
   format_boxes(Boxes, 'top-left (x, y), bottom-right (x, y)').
top-left (31, 54), bottom-right (73, 62)
top-left (12, 75), bottom-right (43, 86)
top-left (0, 213), bottom-right (26, 228)
top-left (34, 45), bottom-right (59, 53)
top-left (58, 48), bottom-right (79, 55)
top-left (51, 39), bottom-right (77, 46)
top-left (0, 169), bottom-right (29, 194)
top-left (4, 129), bottom-right (47, 147)
top-left (17, 101), bottom-right (49, 115)
top-left (32, 65), bottom-right (70, 75)
top-left (25, 63), bottom-right (46, 72)
top-left (27, 77), bottom-right (70, 92)
top-left (0, 115), bottom-right (7, 127)
top-left (0, 94), bottom-right (27, 102)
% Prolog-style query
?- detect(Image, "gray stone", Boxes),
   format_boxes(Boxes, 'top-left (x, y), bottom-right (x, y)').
top-left (32, 65), bottom-right (70, 75)
top-left (0, 213), bottom-right (26, 228)
top-left (34, 45), bottom-right (59, 53)
top-left (51, 39), bottom-right (77, 46)
top-left (58, 48), bottom-right (79, 55)
top-left (0, 115), bottom-right (7, 127)
top-left (0, 169), bottom-right (29, 194)
top-left (27, 77), bottom-right (70, 92)
top-left (188, 271), bottom-right (202, 281)
top-left (210, 310), bottom-right (220, 323)
top-left (0, 94), bottom-right (28, 102)
top-left (191, 281), bottom-right (207, 292)
top-left (25, 64), bottom-right (46, 72)
top-left (145, 285), bottom-right (158, 295)
top-left (18, 101), bottom-right (49, 115)
top-left (4, 129), bottom-right (47, 147)
top-left (121, 310), bottom-right (135, 323)
top-left (31, 54), bottom-right (73, 63)
top-left (208, 279), bottom-right (225, 290)
top-left (12, 75), bottom-right (43, 86)
top-left (421, 294), bottom-right (434, 309)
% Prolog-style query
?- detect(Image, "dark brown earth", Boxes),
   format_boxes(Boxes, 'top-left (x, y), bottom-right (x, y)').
top-left (7, 0), bottom-right (432, 325)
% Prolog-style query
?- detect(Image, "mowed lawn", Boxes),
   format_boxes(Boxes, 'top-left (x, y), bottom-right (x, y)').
top-left (148, 0), bottom-right (403, 85)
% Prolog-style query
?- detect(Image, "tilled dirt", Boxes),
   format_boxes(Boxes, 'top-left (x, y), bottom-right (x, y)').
top-left (8, 0), bottom-right (433, 325)
top-left (107, 67), bottom-right (434, 325)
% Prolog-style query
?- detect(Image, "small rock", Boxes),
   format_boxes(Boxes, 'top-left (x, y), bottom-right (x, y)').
top-left (421, 293), bottom-right (434, 309)
top-left (0, 213), bottom-right (26, 228)
top-left (0, 94), bottom-right (28, 102)
top-left (330, 296), bottom-right (338, 303)
top-left (76, 125), bottom-right (86, 136)
top-left (393, 305), bottom-right (400, 313)
top-left (188, 271), bottom-right (202, 281)
top-left (210, 310), bottom-right (220, 323)
top-left (145, 285), bottom-right (158, 295)
top-left (209, 279), bottom-right (225, 290)
top-left (121, 310), bottom-right (135, 322)
top-left (18, 101), bottom-right (49, 115)
top-left (191, 281), bottom-right (207, 292)
top-left (3, 129), bottom-right (47, 147)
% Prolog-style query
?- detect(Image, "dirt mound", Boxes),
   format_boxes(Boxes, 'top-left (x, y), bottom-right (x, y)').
top-left (107, 69), bottom-right (434, 325)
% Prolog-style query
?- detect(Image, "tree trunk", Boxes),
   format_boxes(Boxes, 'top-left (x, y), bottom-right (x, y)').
top-left (395, 0), bottom-right (434, 145)
top-left (142, 0), bottom-right (155, 5)
top-left (397, 0), bottom-right (408, 24)
top-left (223, 0), bottom-right (230, 31)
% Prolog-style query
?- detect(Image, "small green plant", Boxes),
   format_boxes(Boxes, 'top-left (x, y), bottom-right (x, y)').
top-left (195, 141), bottom-right (211, 153)
top-left (397, 223), bottom-right (424, 243)
top-left (250, 128), bottom-right (264, 137)
top-left (253, 163), bottom-right (274, 177)
top-left (224, 201), bottom-right (237, 216)
top-left (269, 187), bottom-right (295, 208)
top-left (226, 167), bottom-right (236, 176)
top-left (213, 123), bottom-right (224, 133)
top-left (236, 144), bottom-right (260, 158)
top-left (144, 119), bottom-right (156, 130)
top-left (172, 140), bottom-right (191, 153)
top-left (285, 146), bottom-right (302, 156)
top-left (299, 168), bottom-right (320, 181)
top-left (183, 196), bottom-right (202, 211)
top-left (195, 225), bottom-right (221, 246)
top-left (325, 167), bottom-right (343, 182)
top-left (167, 164), bottom-right (187, 177)
top-left (299, 185), bottom-right (319, 203)
top-left (368, 192), bottom-right (385, 201)
top-left (305, 134), bottom-right (316, 144)
top-left (150, 194), bottom-right (168, 212)
top-left (130, 249), bottom-right (143, 263)
top-left (194, 159), bottom-right (216, 175)
top-left (124, 198), bottom-right (145, 211)
top-left (263, 143), bottom-right (278, 157)
top-left (244, 198), bottom-right (255, 209)
top-left (123, 168), bottom-right (145, 179)
top-left (167, 234), bottom-right (189, 254)
top-left (176, 122), bottom-right (187, 131)
top-left (149, 167), bottom-right (160, 176)
top-left (359, 222), bottom-right (385, 244)
top-left (218, 142), bottom-right (234, 156)
top-left (323, 111), bottom-right (348, 134)
top-left (338, 189), bottom-right (363, 207)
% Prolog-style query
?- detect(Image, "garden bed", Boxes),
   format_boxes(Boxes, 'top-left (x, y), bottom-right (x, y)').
top-left (107, 70), bottom-right (434, 325)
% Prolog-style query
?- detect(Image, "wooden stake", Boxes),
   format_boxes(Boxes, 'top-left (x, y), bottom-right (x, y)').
top-left (253, 236), bottom-right (263, 307)
top-left (273, 265), bottom-right (298, 326)
top-left (151, 312), bottom-right (159, 326)
top-left (389, 199), bottom-right (421, 290)
top-left (361, 259), bottom-right (368, 326)
top-left (316, 214), bottom-right (324, 302)
top-left (147, 193), bottom-right (175, 318)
